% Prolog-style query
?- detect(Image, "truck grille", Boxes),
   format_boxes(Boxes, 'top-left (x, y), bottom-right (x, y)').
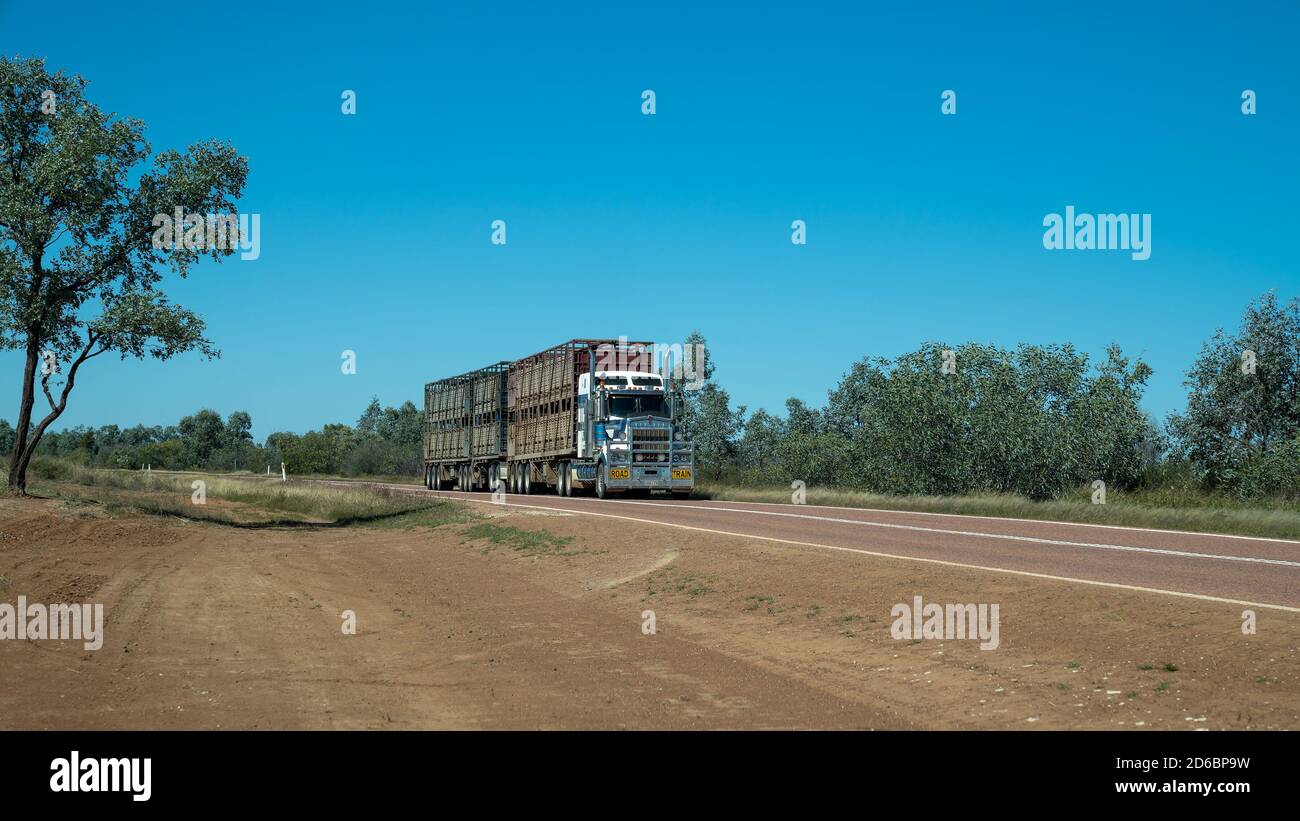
top-left (631, 427), bottom-right (671, 463)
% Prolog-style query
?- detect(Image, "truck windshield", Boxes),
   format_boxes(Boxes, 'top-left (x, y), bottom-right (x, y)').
top-left (608, 394), bottom-right (666, 417)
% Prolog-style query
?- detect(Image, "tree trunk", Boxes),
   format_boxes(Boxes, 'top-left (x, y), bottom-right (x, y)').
top-left (7, 336), bottom-right (41, 494)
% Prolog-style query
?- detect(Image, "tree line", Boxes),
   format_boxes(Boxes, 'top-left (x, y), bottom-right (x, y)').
top-left (9, 291), bottom-right (1298, 502)
top-left (680, 291), bottom-right (1299, 502)
top-left (4, 398), bottom-right (423, 478)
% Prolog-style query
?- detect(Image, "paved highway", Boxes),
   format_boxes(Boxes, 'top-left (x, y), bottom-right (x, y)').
top-left (320, 481), bottom-right (1300, 612)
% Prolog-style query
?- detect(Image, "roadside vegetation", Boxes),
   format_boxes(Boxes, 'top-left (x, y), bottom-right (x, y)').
top-left (16, 462), bottom-right (467, 529)
top-left (678, 291), bottom-right (1300, 539)
top-left (461, 523), bottom-right (581, 556)
top-left (6, 292), bottom-right (1298, 541)
top-left (694, 481), bottom-right (1300, 541)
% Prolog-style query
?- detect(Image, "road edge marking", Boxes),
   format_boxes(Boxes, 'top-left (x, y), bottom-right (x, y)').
top-left (430, 492), bottom-right (1300, 614)
top-left (688, 495), bottom-right (1300, 545)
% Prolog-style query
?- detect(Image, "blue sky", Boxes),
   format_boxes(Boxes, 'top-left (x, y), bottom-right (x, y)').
top-left (2, 0), bottom-right (1297, 438)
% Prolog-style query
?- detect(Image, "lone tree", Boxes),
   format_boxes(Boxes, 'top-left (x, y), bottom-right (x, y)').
top-left (1169, 290), bottom-right (1300, 490)
top-left (1, 56), bottom-right (247, 492)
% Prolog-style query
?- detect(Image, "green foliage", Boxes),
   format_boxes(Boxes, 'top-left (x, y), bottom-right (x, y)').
top-left (0, 55), bottom-right (246, 489)
top-left (675, 331), bottom-right (745, 479)
top-left (1237, 434), bottom-right (1300, 501)
top-left (8, 393), bottom-right (425, 476)
top-left (694, 293), bottom-right (1296, 504)
top-left (713, 341), bottom-right (1158, 499)
top-left (0, 419), bottom-right (15, 455)
top-left (178, 409), bottom-right (225, 466)
top-left (1168, 291), bottom-right (1300, 497)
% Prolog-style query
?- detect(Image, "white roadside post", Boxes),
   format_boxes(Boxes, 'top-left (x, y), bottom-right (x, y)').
top-left (281, 463), bottom-right (286, 482)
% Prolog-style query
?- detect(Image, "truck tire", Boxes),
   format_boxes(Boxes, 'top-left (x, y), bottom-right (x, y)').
top-left (560, 462), bottom-right (570, 496)
top-left (596, 468), bottom-right (608, 500)
top-left (523, 464), bottom-right (531, 495)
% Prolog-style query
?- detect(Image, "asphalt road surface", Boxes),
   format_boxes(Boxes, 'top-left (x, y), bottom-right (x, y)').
top-left (323, 481), bottom-right (1300, 613)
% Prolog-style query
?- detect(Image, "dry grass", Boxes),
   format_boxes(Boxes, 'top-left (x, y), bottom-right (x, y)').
top-left (696, 482), bottom-right (1300, 541)
top-left (22, 463), bottom-right (467, 528)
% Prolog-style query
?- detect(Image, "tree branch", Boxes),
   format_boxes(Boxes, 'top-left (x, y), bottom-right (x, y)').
top-left (40, 331), bottom-right (100, 413)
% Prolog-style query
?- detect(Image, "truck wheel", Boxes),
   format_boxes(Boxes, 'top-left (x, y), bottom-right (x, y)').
top-left (523, 464), bottom-right (532, 495)
top-left (596, 469), bottom-right (608, 500)
top-left (561, 462), bottom-right (571, 496)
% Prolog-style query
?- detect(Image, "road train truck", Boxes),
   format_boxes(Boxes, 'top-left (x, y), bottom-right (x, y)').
top-left (421, 339), bottom-right (695, 498)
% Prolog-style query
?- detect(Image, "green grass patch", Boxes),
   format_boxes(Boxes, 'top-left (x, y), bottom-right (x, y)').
top-left (645, 568), bottom-right (715, 598)
top-left (461, 523), bottom-right (577, 556)
top-left (742, 594), bottom-right (780, 614)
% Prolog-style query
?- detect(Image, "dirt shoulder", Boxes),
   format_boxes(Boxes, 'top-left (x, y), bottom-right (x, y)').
top-left (0, 492), bottom-right (1295, 729)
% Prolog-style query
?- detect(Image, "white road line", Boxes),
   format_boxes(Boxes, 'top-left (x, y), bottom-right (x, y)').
top-left (230, 476), bottom-right (1300, 545)
top-left (423, 489), bottom-right (1300, 568)
top-left (421, 491), bottom-right (1300, 614)
top-left (685, 496), bottom-right (1300, 545)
